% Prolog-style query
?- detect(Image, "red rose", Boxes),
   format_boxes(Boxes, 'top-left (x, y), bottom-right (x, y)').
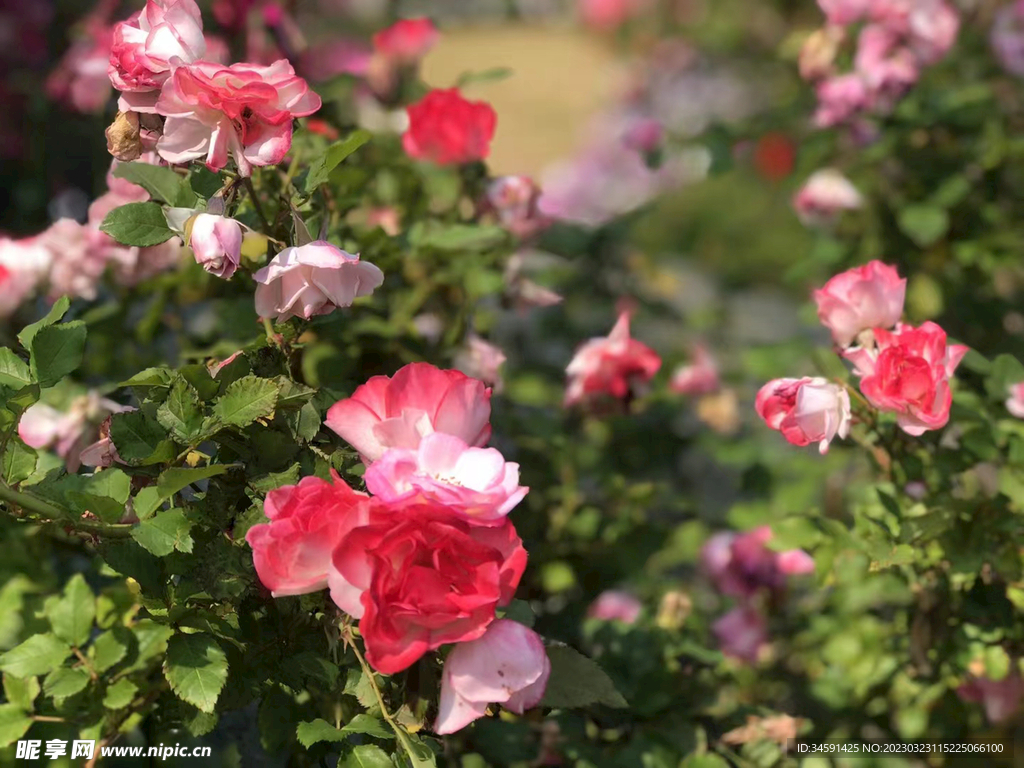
top-left (402, 88), bottom-right (497, 165)
top-left (328, 502), bottom-right (527, 674)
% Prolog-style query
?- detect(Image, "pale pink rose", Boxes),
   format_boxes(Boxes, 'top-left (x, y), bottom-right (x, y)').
top-left (37, 219), bottom-right (111, 302)
top-left (1007, 383), bottom-right (1024, 419)
top-left (108, 0), bottom-right (206, 113)
top-left (155, 59), bottom-right (322, 176)
top-left (564, 310), bottom-right (661, 407)
top-left (486, 177), bottom-right (547, 240)
top-left (817, 0), bottom-right (870, 25)
top-left (0, 236), bottom-right (51, 318)
top-left (622, 117), bottom-right (664, 154)
top-left (435, 620), bottom-right (550, 735)
top-left (854, 25), bottom-right (918, 102)
top-left (702, 527), bottom-right (815, 598)
top-left (713, 606), bottom-right (768, 663)
top-left (813, 260), bottom-right (906, 347)
top-left (793, 168), bottom-right (864, 227)
top-left (843, 321), bottom-right (968, 436)
top-left (190, 213), bottom-right (242, 279)
top-left (365, 207), bottom-right (401, 236)
top-left (588, 590), bottom-right (642, 624)
top-left (245, 472), bottom-right (372, 597)
top-left (958, 672), bottom-right (1024, 724)
top-left (19, 394), bottom-right (129, 473)
top-left (372, 18), bottom-right (439, 63)
top-left (814, 73), bottom-right (869, 127)
top-left (455, 334), bottom-right (507, 391)
top-left (755, 377), bottom-right (851, 454)
top-left (905, 0), bottom-right (959, 65)
top-left (253, 241), bottom-right (383, 322)
top-left (992, 2), bottom-right (1024, 77)
top-left (364, 433), bottom-right (527, 526)
top-left (325, 362), bottom-right (492, 464)
top-left (46, 21), bottom-right (114, 114)
top-left (670, 344), bottom-right (720, 396)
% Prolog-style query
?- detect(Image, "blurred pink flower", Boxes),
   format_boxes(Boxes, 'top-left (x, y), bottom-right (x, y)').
top-left (588, 590), bottom-right (642, 624)
top-left (372, 18), bottom-right (439, 64)
top-left (713, 606), bottom-right (768, 663)
top-left (793, 168), bottom-right (864, 227)
top-left (817, 0), bottom-right (870, 25)
top-left (0, 237), bottom-right (51, 318)
top-left (455, 334), bottom-right (507, 392)
top-left (670, 344), bottom-right (720, 396)
top-left (958, 672), bottom-right (1024, 724)
top-left (47, 21), bottom-right (114, 113)
top-left (1007, 383), bottom-right (1024, 419)
top-left (814, 73), bottom-right (870, 127)
top-left (565, 310), bottom-right (661, 407)
top-left (19, 393), bottom-right (130, 473)
top-left (993, 2), bottom-right (1024, 76)
top-left (702, 527), bottom-right (815, 598)
top-left (579, 0), bottom-right (650, 30)
top-left (486, 177), bottom-right (547, 240)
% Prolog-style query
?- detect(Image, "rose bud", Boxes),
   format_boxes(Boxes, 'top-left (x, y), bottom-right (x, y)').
top-left (189, 213), bottom-right (243, 279)
top-left (755, 377), bottom-right (851, 454)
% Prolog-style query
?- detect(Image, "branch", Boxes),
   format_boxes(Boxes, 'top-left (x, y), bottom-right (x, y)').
top-left (0, 484), bottom-right (134, 539)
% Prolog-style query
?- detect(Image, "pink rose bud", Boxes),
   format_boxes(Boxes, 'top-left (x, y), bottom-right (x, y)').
top-left (372, 18), bottom-right (439, 64)
top-left (755, 377), bottom-right (851, 454)
top-left (108, 0), bottom-right (207, 113)
top-left (364, 432), bottom-right (528, 525)
top-left (253, 241), bottom-right (384, 322)
top-left (813, 260), bottom-right (906, 347)
top-left (435, 619), bottom-right (550, 734)
top-left (245, 472), bottom-right (372, 597)
top-left (670, 344), bottom-right (720, 396)
top-left (713, 606), bottom-right (768, 663)
top-left (325, 362), bottom-right (492, 464)
top-left (958, 672), bottom-right (1024, 724)
top-left (189, 213), bottom-right (243, 279)
top-left (1007, 383), bottom-right (1024, 419)
top-left (587, 590), bottom-right (642, 624)
top-left (776, 549), bottom-right (816, 576)
top-left (155, 59), bottom-right (321, 176)
top-left (564, 309), bottom-right (662, 407)
top-left (843, 321), bottom-right (968, 436)
top-left (793, 168), bottom-right (864, 228)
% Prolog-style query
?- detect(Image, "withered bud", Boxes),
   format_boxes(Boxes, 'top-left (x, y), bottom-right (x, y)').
top-left (655, 590), bottom-right (692, 630)
top-left (106, 111), bottom-right (142, 162)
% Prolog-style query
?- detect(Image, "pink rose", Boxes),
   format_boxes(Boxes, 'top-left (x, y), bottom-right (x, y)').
top-left (958, 672), bottom-right (1024, 724)
top-left (1007, 383), bottom-right (1024, 419)
top-left (253, 241), bottom-right (384, 322)
top-left (245, 472), bottom-right (372, 597)
top-left (905, 0), bottom-right (959, 65)
top-left (669, 344), bottom-right (720, 396)
top-left (564, 310), bottom-right (661, 407)
top-left (587, 590), bottom-right (642, 624)
top-left (454, 334), bottom-right (507, 391)
top-left (793, 168), bottom-right (864, 227)
top-left (327, 502), bottom-right (527, 673)
top-left (155, 59), bottom-right (322, 176)
top-left (578, 0), bottom-right (649, 30)
top-left (713, 606), bottom-right (768, 663)
top-left (19, 394), bottom-right (129, 473)
top-left (992, 2), bottom-right (1024, 77)
top-left (755, 377), bottom-right (851, 454)
top-left (702, 527), bottom-right (814, 599)
top-left (435, 620), bottom-right (550, 734)
top-left (37, 219), bottom-right (112, 302)
top-left (189, 213), bottom-right (243, 279)
top-left (817, 0), bottom-right (870, 25)
top-left (0, 237), bottom-right (51, 318)
top-left (46, 21), bottom-right (114, 114)
top-left (844, 321), bottom-right (968, 435)
top-left (813, 260), bottom-right (906, 347)
top-left (813, 73), bottom-right (870, 127)
top-left (325, 362), bottom-right (492, 464)
top-left (854, 25), bottom-right (918, 103)
top-left (108, 0), bottom-right (206, 112)
top-left (372, 18), bottom-right (439, 64)
top-left (403, 89), bottom-right (497, 166)
top-left (364, 433), bottom-right (527, 526)
top-left (485, 176), bottom-right (547, 240)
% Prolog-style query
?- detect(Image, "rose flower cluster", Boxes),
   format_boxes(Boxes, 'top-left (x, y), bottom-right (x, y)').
top-left (245, 363), bottom-right (549, 734)
top-left (757, 261), bottom-right (968, 452)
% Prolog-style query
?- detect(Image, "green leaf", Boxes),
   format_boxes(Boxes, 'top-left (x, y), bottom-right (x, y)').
top-left (456, 67), bottom-right (513, 88)
top-left (163, 634), bottom-right (228, 714)
top-left (344, 744), bottom-right (397, 768)
top-left (2, 441), bottom-right (37, 486)
top-left (100, 202), bottom-right (176, 247)
top-left (46, 574), bottom-right (95, 647)
top-left (90, 629), bottom-right (129, 674)
top-left (133, 486), bottom-right (164, 520)
top-left (0, 349), bottom-right (32, 388)
top-left (296, 715), bottom-right (392, 748)
top-left (499, 599), bottom-right (536, 628)
top-left (303, 130), bottom-right (372, 194)
top-left (897, 205), bottom-right (949, 248)
top-left (112, 162), bottom-right (187, 205)
top-left (65, 492), bottom-right (126, 524)
top-left (408, 222), bottom-right (509, 252)
top-left (120, 366), bottom-right (175, 395)
top-left (18, 296), bottom-right (70, 348)
top-left (0, 703), bottom-right (32, 747)
top-left (156, 465), bottom-right (230, 499)
top-left (30, 322), bottom-right (87, 388)
top-left (110, 411), bottom-right (171, 465)
top-left (213, 375), bottom-right (279, 427)
top-left (67, 469), bottom-right (132, 523)
top-left (157, 378), bottom-right (205, 443)
top-left (131, 509), bottom-right (194, 556)
top-left (103, 678), bottom-right (138, 709)
top-left (541, 644), bottom-right (627, 709)
top-left (0, 635), bottom-right (70, 678)
top-left (42, 666), bottom-right (90, 701)
top-left (3, 675), bottom-right (39, 711)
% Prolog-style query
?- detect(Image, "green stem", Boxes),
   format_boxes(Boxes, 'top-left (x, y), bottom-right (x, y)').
top-left (0, 484), bottom-right (134, 539)
top-left (243, 176), bottom-right (271, 232)
top-left (0, 484), bottom-right (68, 519)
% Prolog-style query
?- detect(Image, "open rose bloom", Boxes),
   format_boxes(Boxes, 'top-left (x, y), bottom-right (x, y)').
top-left (756, 377), bottom-right (851, 454)
top-left (254, 241), bottom-right (384, 322)
top-left (844, 322), bottom-right (968, 435)
top-left (565, 310), bottom-right (662, 407)
top-left (155, 59), bottom-right (321, 175)
top-left (701, 527), bottom-right (814, 599)
top-left (813, 260), bottom-right (906, 347)
top-left (326, 362), bottom-right (492, 463)
top-left (403, 88), bottom-right (497, 165)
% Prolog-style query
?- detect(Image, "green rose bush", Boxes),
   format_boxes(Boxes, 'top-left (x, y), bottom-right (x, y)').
top-left (4, 0), bottom-right (1024, 765)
